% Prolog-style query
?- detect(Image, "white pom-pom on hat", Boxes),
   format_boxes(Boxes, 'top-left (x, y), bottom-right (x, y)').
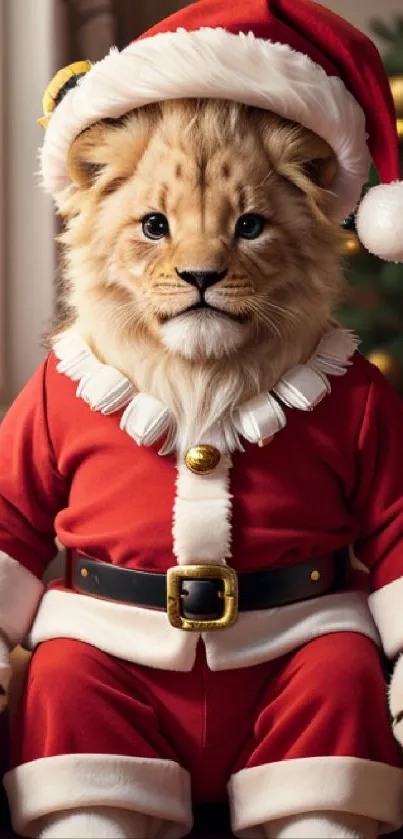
top-left (356, 181), bottom-right (403, 263)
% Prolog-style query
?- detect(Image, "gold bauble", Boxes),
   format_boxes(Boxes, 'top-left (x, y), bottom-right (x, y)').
top-left (342, 232), bottom-right (361, 257)
top-left (185, 445), bottom-right (221, 475)
top-left (390, 76), bottom-right (403, 117)
top-left (367, 350), bottom-right (401, 385)
top-left (390, 76), bottom-right (403, 139)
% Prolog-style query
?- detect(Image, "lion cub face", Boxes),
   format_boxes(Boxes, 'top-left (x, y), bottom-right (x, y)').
top-left (62, 99), bottom-right (342, 365)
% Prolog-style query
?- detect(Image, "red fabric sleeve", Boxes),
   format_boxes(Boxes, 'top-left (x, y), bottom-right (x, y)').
top-left (0, 358), bottom-right (68, 579)
top-left (353, 363), bottom-right (403, 592)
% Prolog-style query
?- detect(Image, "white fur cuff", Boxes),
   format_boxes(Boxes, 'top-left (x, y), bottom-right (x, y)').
top-left (229, 756), bottom-right (403, 837)
top-left (369, 576), bottom-right (403, 658)
top-left (0, 636), bottom-right (11, 712)
top-left (389, 655), bottom-right (403, 747)
top-left (4, 754), bottom-right (192, 838)
top-left (0, 552), bottom-right (44, 645)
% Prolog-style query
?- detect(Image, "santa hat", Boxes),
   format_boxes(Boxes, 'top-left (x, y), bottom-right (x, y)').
top-left (40, 0), bottom-right (403, 262)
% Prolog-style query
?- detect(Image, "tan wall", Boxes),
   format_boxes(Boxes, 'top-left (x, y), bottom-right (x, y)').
top-left (319, 0), bottom-right (403, 39)
top-left (3, 0), bottom-right (64, 401)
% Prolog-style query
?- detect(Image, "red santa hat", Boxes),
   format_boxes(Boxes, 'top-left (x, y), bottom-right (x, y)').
top-left (40, 0), bottom-right (403, 262)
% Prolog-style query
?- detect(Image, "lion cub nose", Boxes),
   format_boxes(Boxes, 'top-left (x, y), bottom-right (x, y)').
top-left (176, 269), bottom-right (228, 292)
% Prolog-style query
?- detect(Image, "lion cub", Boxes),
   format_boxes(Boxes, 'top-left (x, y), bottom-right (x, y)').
top-left (59, 98), bottom-right (343, 450)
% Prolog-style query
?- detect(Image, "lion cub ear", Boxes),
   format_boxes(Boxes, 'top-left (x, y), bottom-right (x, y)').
top-left (67, 122), bottom-right (115, 189)
top-left (300, 141), bottom-right (338, 191)
top-left (67, 112), bottom-right (155, 193)
top-left (277, 128), bottom-right (337, 191)
top-left (296, 134), bottom-right (338, 192)
top-left (262, 117), bottom-right (338, 209)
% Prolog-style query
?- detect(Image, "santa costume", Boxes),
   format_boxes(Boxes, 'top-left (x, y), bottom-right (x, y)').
top-left (1, 1), bottom-right (403, 837)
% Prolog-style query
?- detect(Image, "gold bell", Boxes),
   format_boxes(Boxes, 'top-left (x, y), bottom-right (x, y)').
top-left (38, 60), bottom-right (92, 128)
top-left (185, 445), bottom-right (221, 475)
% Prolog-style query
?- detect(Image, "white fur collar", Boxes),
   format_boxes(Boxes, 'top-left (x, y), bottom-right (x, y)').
top-left (53, 328), bottom-right (359, 455)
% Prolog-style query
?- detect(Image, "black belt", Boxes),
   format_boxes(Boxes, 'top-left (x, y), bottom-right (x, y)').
top-left (72, 550), bottom-right (348, 632)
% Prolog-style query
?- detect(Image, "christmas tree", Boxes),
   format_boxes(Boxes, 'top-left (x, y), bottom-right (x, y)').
top-left (338, 19), bottom-right (403, 390)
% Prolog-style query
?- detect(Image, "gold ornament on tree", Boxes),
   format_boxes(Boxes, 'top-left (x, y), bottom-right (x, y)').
top-left (367, 350), bottom-right (402, 387)
top-left (390, 76), bottom-right (403, 139)
top-left (342, 232), bottom-right (361, 256)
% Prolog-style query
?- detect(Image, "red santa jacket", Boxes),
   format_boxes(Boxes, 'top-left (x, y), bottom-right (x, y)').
top-left (0, 335), bottom-right (402, 671)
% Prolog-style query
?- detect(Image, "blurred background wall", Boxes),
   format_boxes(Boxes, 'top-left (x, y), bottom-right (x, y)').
top-left (0, 0), bottom-right (403, 411)
top-left (0, 0), bottom-right (68, 405)
top-left (325, 0), bottom-right (403, 34)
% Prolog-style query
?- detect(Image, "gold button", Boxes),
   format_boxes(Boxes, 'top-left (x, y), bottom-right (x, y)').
top-left (310, 570), bottom-right (321, 582)
top-left (80, 567), bottom-right (89, 578)
top-left (185, 445), bottom-right (221, 475)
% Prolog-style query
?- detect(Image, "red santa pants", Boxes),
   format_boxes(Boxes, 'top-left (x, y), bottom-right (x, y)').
top-left (6, 631), bottom-right (403, 837)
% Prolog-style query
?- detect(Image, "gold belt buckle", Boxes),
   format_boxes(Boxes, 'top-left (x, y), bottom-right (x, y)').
top-left (166, 564), bottom-right (238, 631)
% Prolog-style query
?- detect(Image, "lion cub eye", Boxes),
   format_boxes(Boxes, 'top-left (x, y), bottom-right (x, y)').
top-left (235, 214), bottom-right (266, 240)
top-left (142, 213), bottom-right (170, 240)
